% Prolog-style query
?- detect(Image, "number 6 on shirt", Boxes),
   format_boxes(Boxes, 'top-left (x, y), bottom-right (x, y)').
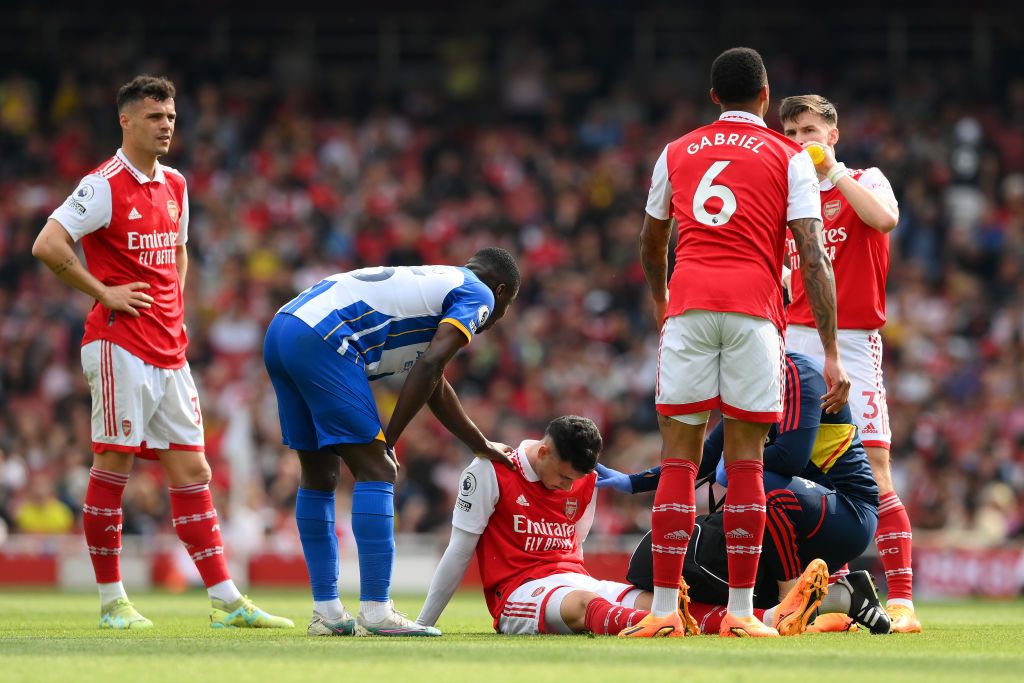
top-left (693, 161), bottom-right (737, 227)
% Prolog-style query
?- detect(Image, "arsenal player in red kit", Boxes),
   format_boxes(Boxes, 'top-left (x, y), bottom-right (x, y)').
top-left (32, 75), bottom-right (291, 630)
top-left (779, 95), bottom-right (920, 633)
top-left (416, 416), bottom-right (699, 636)
top-left (629, 48), bottom-right (849, 638)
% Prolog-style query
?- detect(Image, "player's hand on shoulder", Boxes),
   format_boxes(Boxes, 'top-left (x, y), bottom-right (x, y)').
top-left (475, 440), bottom-right (515, 469)
top-left (820, 355), bottom-right (852, 414)
top-left (99, 282), bottom-right (153, 318)
top-left (595, 463), bottom-right (632, 493)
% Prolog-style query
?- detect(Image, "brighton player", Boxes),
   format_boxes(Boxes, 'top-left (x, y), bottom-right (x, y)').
top-left (31, 75), bottom-right (291, 629)
top-left (416, 416), bottom-right (702, 637)
top-left (779, 95), bottom-right (919, 633)
top-left (264, 252), bottom-right (518, 637)
top-left (630, 47), bottom-right (849, 638)
top-left (600, 351), bottom-right (890, 635)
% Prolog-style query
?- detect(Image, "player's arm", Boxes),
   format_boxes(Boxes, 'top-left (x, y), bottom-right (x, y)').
top-left (386, 324), bottom-right (467, 445)
top-left (832, 172), bottom-right (898, 233)
top-left (32, 219), bottom-right (153, 318)
top-left (418, 460), bottom-right (498, 626)
top-left (813, 147), bottom-right (898, 233)
top-left (596, 425), bottom-right (724, 494)
top-left (576, 492), bottom-right (598, 544)
top-left (416, 527), bottom-right (481, 627)
top-left (428, 376), bottom-right (504, 461)
top-left (176, 244), bottom-right (188, 290)
top-left (640, 214), bottom-right (673, 328)
top-left (176, 184), bottom-right (190, 288)
top-left (640, 145), bottom-right (673, 327)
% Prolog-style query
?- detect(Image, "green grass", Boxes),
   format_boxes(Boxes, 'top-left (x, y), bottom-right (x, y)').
top-left (0, 591), bottom-right (1021, 683)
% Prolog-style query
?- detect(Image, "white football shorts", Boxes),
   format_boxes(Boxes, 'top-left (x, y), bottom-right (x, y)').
top-left (81, 340), bottom-right (205, 458)
top-left (497, 572), bottom-right (642, 635)
top-left (785, 324), bottom-right (890, 448)
top-left (656, 310), bottom-right (785, 424)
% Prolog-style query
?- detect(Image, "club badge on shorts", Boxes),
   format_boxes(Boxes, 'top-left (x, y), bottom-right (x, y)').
top-left (564, 497), bottom-right (578, 521)
top-left (122, 419), bottom-right (132, 437)
top-left (167, 199), bottom-right (180, 223)
top-left (824, 199), bottom-right (842, 221)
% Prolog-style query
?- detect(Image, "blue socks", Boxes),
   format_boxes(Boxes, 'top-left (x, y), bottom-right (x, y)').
top-left (351, 481), bottom-right (395, 602)
top-left (295, 488), bottom-right (339, 602)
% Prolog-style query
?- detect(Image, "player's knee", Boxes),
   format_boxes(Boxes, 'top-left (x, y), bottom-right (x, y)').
top-left (356, 455), bottom-right (397, 484)
top-left (558, 590), bottom-right (594, 633)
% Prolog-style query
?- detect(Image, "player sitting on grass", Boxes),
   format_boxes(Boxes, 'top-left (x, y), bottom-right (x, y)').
top-left (416, 416), bottom-right (701, 637)
top-left (599, 351), bottom-right (890, 634)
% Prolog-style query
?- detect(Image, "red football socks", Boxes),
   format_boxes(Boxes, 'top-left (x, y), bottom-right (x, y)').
top-left (83, 468), bottom-right (129, 584)
top-left (651, 459), bottom-right (698, 589)
top-left (169, 483), bottom-right (230, 587)
top-left (876, 491), bottom-right (914, 602)
top-left (583, 597), bottom-right (649, 635)
top-left (724, 460), bottom-right (767, 590)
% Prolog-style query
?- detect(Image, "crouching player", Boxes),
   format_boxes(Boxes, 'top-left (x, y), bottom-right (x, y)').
top-left (600, 351), bottom-right (890, 634)
top-left (416, 416), bottom-right (699, 637)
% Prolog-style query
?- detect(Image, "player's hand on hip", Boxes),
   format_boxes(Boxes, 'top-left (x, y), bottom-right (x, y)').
top-left (820, 356), bottom-right (852, 414)
top-left (595, 463), bottom-right (632, 493)
top-left (99, 282), bottom-right (153, 318)
top-left (476, 441), bottom-right (515, 469)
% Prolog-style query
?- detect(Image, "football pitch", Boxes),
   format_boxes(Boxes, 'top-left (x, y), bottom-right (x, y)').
top-left (1, 591), bottom-right (1021, 683)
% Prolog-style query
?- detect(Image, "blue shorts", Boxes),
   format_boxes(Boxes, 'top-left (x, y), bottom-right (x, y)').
top-left (762, 471), bottom-right (878, 580)
top-left (263, 313), bottom-right (384, 451)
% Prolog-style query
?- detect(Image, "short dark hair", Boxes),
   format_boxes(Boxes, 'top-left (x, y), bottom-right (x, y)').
top-left (545, 415), bottom-right (602, 474)
top-left (468, 247), bottom-right (521, 293)
top-left (710, 47), bottom-right (767, 105)
top-left (117, 75), bottom-right (176, 112)
top-left (779, 94), bottom-right (838, 127)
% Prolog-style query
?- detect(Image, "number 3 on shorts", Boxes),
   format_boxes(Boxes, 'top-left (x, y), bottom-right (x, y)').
top-left (694, 161), bottom-right (737, 227)
top-left (862, 391), bottom-right (879, 419)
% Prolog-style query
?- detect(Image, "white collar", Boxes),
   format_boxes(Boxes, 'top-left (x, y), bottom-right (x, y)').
top-left (116, 148), bottom-right (166, 184)
top-left (515, 440), bottom-right (540, 482)
top-left (719, 110), bottom-right (767, 128)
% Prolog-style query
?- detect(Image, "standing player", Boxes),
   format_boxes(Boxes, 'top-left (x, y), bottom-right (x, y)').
top-left (627, 48), bottom-right (849, 638)
top-left (416, 416), bottom-right (700, 637)
top-left (779, 95), bottom-right (919, 633)
top-left (32, 76), bottom-right (292, 629)
top-left (263, 251), bottom-right (518, 637)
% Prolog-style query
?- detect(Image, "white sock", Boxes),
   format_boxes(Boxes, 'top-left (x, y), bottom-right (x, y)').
top-left (314, 599), bottom-right (346, 621)
top-left (207, 579), bottom-right (243, 604)
top-left (360, 600), bottom-right (392, 622)
top-left (727, 587), bottom-right (754, 618)
top-left (651, 586), bottom-right (680, 618)
top-left (762, 605), bottom-right (777, 627)
top-left (98, 581), bottom-right (127, 606)
top-left (776, 578), bottom-right (798, 602)
top-left (818, 582), bottom-right (852, 614)
top-left (886, 597), bottom-right (914, 610)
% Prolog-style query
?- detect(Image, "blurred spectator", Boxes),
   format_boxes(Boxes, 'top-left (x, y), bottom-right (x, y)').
top-left (0, 9), bottom-right (1022, 549)
top-left (15, 475), bottom-right (73, 534)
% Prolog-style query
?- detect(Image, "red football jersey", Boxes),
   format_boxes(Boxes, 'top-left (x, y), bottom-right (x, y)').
top-left (50, 150), bottom-right (190, 368)
top-left (646, 111), bottom-right (821, 332)
top-left (786, 168), bottom-right (895, 330)
top-left (452, 444), bottom-right (597, 624)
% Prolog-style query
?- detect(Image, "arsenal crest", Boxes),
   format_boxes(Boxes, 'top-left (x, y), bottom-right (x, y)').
top-left (824, 199), bottom-right (842, 221)
top-left (167, 199), bottom-right (180, 223)
top-left (531, 587), bottom-right (546, 597)
top-left (564, 497), bottom-right (579, 521)
top-left (122, 419), bottom-right (132, 437)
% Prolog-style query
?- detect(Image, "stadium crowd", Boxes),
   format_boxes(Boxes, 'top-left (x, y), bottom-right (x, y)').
top-left (1, 29), bottom-right (1023, 554)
